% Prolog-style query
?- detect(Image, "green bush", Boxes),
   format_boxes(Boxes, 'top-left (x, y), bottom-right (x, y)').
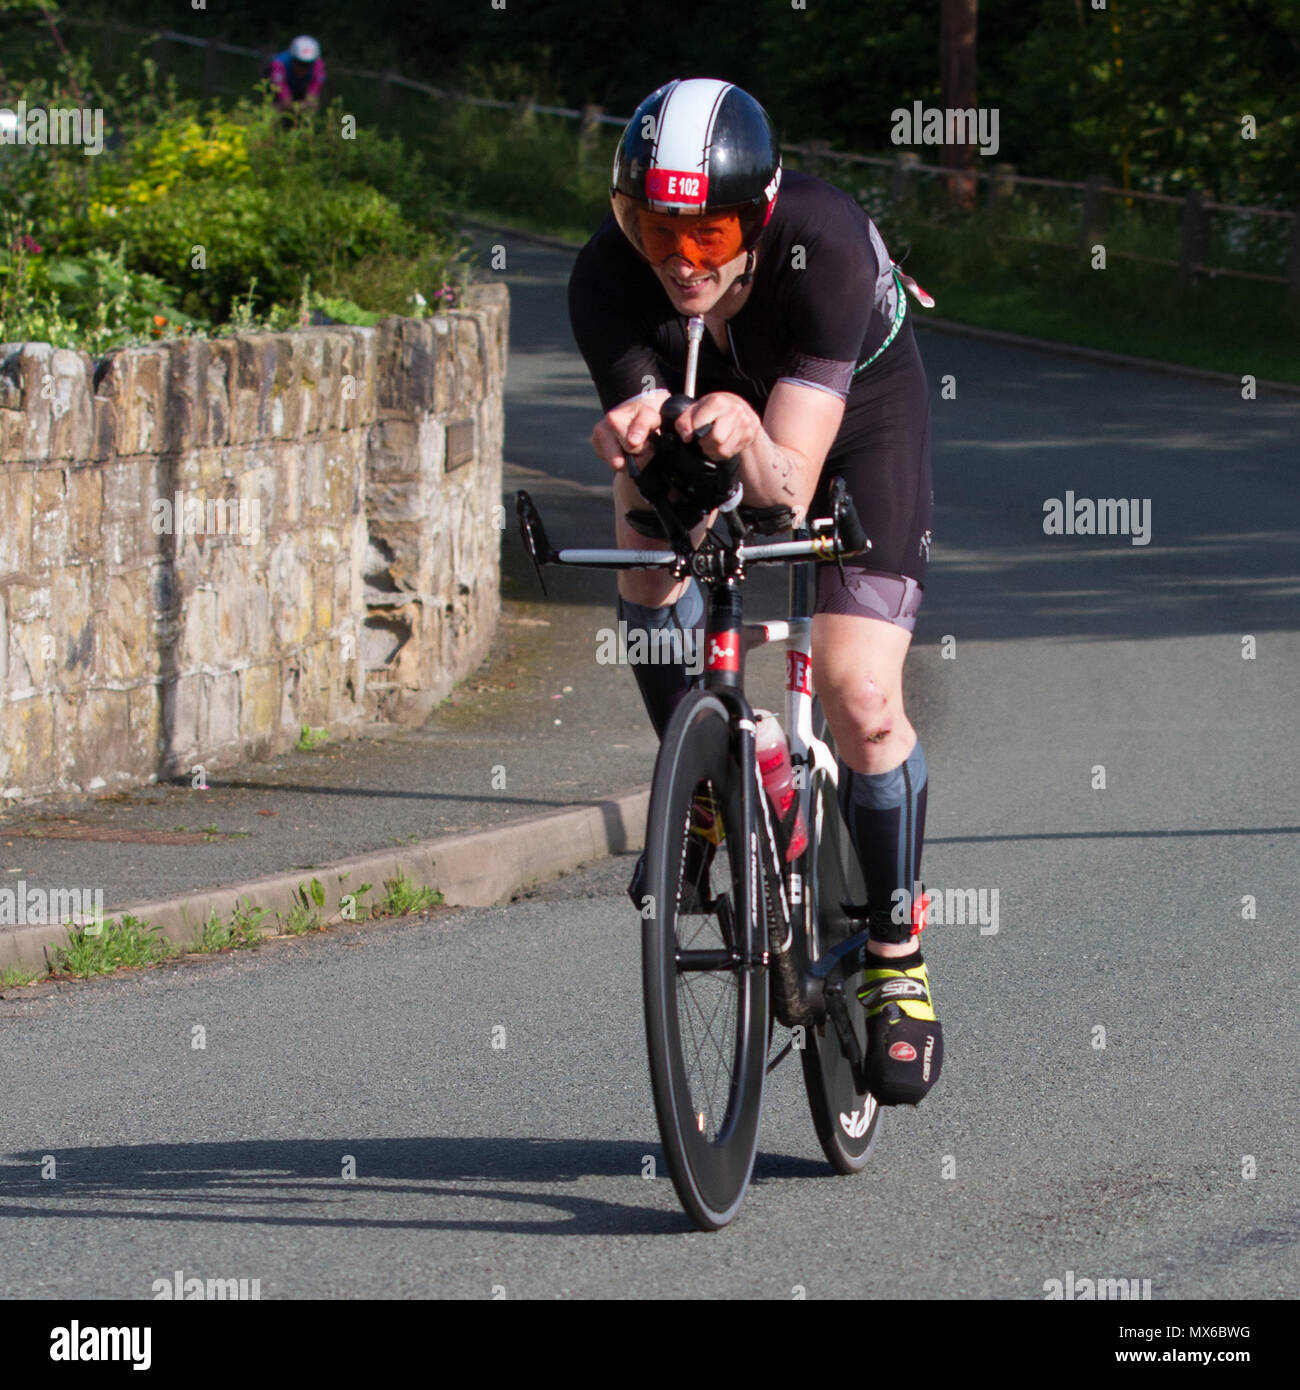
top-left (0, 63), bottom-right (467, 350)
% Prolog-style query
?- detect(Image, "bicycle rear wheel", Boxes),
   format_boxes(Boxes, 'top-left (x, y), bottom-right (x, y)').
top-left (642, 689), bottom-right (769, 1230)
top-left (800, 699), bottom-right (882, 1173)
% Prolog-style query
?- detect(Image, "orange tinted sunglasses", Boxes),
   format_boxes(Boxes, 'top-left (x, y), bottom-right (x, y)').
top-left (634, 209), bottom-right (746, 270)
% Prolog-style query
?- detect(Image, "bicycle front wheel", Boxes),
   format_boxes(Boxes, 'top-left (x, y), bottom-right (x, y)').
top-left (642, 689), bottom-right (769, 1230)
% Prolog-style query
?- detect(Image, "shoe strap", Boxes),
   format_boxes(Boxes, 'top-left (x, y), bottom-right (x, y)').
top-left (859, 973), bottom-right (931, 1011)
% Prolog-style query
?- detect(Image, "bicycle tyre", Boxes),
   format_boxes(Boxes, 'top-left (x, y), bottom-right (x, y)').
top-left (800, 699), bottom-right (883, 1173)
top-left (643, 689), bottom-right (770, 1230)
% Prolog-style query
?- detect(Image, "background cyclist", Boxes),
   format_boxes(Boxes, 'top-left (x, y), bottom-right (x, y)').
top-left (266, 35), bottom-right (327, 111)
top-left (569, 78), bottom-right (942, 1106)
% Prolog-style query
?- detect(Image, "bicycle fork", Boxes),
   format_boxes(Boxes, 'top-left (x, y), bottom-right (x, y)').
top-left (705, 575), bottom-right (823, 1029)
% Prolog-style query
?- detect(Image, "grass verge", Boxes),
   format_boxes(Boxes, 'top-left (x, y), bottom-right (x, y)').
top-left (4, 870), bottom-right (445, 990)
top-left (49, 915), bottom-right (176, 978)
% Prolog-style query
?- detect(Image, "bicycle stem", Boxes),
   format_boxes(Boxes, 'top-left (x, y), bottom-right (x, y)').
top-left (683, 315), bottom-right (704, 398)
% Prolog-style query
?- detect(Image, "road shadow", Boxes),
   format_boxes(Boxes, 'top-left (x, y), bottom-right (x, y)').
top-left (0, 1137), bottom-right (829, 1238)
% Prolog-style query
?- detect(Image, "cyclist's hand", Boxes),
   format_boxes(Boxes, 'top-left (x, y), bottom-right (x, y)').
top-left (671, 392), bottom-right (762, 462)
top-left (591, 390), bottom-right (671, 472)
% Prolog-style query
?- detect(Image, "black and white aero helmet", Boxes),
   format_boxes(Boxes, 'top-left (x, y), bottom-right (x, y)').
top-left (611, 78), bottom-right (782, 258)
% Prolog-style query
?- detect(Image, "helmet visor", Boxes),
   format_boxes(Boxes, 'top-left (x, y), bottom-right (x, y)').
top-left (612, 193), bottom-right (751, 270)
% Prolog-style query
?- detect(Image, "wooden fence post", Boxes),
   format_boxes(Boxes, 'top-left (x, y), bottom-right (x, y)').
top-left (203, 38), bottom-right (219, 94)
top-left (1180, 190), bottom-right (1208, 282)
top-left (804, 138), bottom-right (832, 177)
top-left (891, 152), bottom-right (920, 207)
top-left (987, 162), bottom-right (1016, 209)
top-left (578, 104), bottom-right (603, 165)
top-left (1080, 175), bottom-right (1108, 249)
top-left (378, 69), bottom-right (393, 112)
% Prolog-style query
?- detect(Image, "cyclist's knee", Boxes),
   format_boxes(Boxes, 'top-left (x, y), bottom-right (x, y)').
top-left (822, 675), bottom-right (909, 770)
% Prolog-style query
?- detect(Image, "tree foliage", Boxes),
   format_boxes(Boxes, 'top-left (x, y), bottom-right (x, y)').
top-left (15, 0), bottom-right (1300, 203)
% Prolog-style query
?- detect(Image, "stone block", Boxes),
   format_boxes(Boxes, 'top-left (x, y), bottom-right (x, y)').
top-left (232, 335), bottom-right (276, 444)
top-left (454, 316), bottom-right (484, 405)
top-left (0, 466), bottom-right (34, 575)
top-left (162, 338), bottom-right (204, 454)
top-left (90, 396), bottom-right (117, 461)
top-left (376, 317), bottom-right (440, 417)
top-left (418, 417), bottom-right (447, 477)
top-left (50, 563), bottom-right (98, 682)
top-left (46, 347), bottom-right (95, 461)
top-left (59, 686), bottom-right (130, 790)
top-left (163, 672), bottom-right (205, 765)
top-left (126, 680), bottom-right (163, 771)
top-left (208, 670), bottom-right (240, 750)
top-left (237, 460), bottom-right (277, 538)
top-left (30, 465), bottom-right (68, 571)
top-left (312, 560), bottom-right (335, 635)
top-left (0, 408), bottom-right (27, 463)
top-left (5, 581), bottom-right (52, 697)
top-left (103, 571), bottom-right (152, 682)
top-left (239, 663), bottom-right (280, 754)
top-left (367, 480), bottom-right (425, 523)
top-left (270, 333), bottom-right (303, 439)
top-left (268, 535), bottom-right (313, 648)
top-left (97, 346), bottom-right (166, 457)
top-left (0, 694), bottom-right (55, 795)
top-left (203, 339), bottom-right (235, 446)
top-left (296, 332), bottom-right (325, 435)
top-left (367, 418), bottom-right (420, 481)
top-left (180, 582), bottom-right (220, 669)
top-left (65, 465), bottom-right (104, 561)
top-left (6, 344), bottom-right (53, 460)
top-left (100, 511), bottom-right (143, 572)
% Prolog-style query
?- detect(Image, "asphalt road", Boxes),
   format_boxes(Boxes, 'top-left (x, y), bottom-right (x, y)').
top-left (2, 231), bottom-right (1298, 1299)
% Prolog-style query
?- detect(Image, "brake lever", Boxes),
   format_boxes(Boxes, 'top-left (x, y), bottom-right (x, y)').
top-left (515, 489), bottom-right (553, 596)
top-left (827, 477), bottom-right (871, 584)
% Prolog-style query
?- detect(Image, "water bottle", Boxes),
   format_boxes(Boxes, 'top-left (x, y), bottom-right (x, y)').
top-left (753, 710), bottom-right (808, 861)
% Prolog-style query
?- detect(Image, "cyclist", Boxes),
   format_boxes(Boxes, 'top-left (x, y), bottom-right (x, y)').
top-left (569, 78), bottom-right (942, 1106)
top-left (266, 35), bottom-right (327, 111)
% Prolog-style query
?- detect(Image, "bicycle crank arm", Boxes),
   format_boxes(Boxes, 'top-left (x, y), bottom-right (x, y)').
top-left (805, 925), bottom-right (873, 982)
top-left (823, 981), bottom-right (869, 1094)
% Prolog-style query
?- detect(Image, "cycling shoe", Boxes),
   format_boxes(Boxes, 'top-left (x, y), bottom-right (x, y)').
top-left (857, 955), bottom-right (943, 1105)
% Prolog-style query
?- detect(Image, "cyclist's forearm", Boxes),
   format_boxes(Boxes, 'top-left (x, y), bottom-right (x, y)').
top-left (738, 430), bottom-right (818, 516)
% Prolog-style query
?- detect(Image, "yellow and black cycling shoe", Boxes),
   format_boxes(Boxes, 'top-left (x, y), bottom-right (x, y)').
top-left (858, 950), bottom-right (943, 1105)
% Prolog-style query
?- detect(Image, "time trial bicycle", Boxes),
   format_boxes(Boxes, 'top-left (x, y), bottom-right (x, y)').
top-left (517, 319), bottom-right (893, 1229)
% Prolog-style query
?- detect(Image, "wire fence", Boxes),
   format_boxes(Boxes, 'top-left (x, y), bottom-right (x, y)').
top-left (53, 16), bottom-right (1300, 295)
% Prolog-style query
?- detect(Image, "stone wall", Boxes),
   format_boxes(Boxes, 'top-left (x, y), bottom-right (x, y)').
top-left (0, 283), bottom-right (508, 801)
